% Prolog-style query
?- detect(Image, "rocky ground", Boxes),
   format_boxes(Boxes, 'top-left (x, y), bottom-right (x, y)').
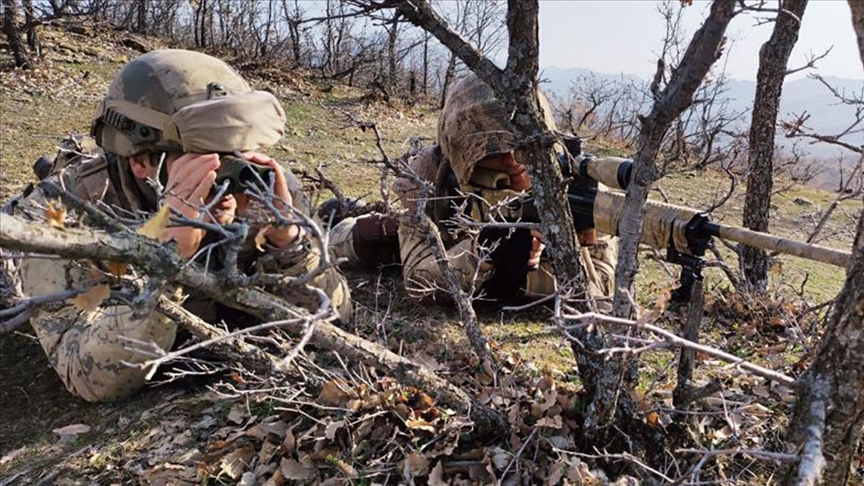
top-left (1, 20), bottom-right (861, 485)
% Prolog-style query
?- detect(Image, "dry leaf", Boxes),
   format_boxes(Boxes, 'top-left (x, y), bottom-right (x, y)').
top-left (106, 260), bottom-right (129, 278)
top-left (280, 457), bottom-right (314, 481)
top-left (490, 447), bottom-right (512, 471)
top-left (220, 444), bottom-right (255, 480)
top-left (45, 200), bottom-right (66, 228)
top-left (428, 461), bottom-right (446, 486)
top-left (646, 411), bottom-right (660, 427)
top-left (282, 427), bottom-right (297, 456)
top-left (53, 424), bottom-right (91, 436)
top-left (330, 457), bottom-right (358, 478)
top-left (227, 404), bottom-right (246, 424)
top-left (536, 415), bottom-right (563, 429)
top-left (401, 452), bottom-right (430, 480)
top-left (325, 420), bottom-right (346, 440)
top-left (70, 284), bottom-right (110, 311)
top-left (317, 379), bottom-right (350, 406)
top-left (136, 205), bottom-right (171, 241)
top-left (255, 225), bottom-right (272, 251)
top-left (263, 468), bottom-right (285, 486)
top-left (406, 419), bottom-right (437, 433)
top-left (546, 460), bottom-right (567, 486)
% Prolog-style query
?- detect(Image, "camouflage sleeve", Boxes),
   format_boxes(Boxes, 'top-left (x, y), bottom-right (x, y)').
top-left (398, 224), bottom-right (492, 301)
top-left (6, 181), bottom-right (177, 403)
top-left (257, 168), bottom-right (352, 322)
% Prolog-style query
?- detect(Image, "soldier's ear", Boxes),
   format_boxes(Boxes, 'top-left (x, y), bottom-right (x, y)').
top-left (128, 154), bottom-right (153, 179)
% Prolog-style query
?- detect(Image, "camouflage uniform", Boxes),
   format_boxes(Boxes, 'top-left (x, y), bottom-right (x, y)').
top-left (391, 74), bottom-right (618, 302)
top-left (4, 50), bottom-right (350, 403)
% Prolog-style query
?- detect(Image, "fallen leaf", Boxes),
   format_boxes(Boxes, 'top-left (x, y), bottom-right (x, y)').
top-left (413, 351), bottom-right (443, 371)
top-left (45, 200), bottom-right (66, 228)
top-left (546, 460), bottom-right (567, 486)
top-left (317, 379), bottom-right (350, 406)
top-left (406, 419), bottom-right (437, 433)
top-left (280, 457), bottom-right (314, 481)
top-left (106, 260), bottom-right (129, 278)
top-left (263, 468), bottom-right (285, 486)
top-left (282, 427), bottom-right (296, 455)
top-left (536, 415), bottom-right (563, 429)
top-left (136, 205), bottom-right (171, 241)
top-left (325, 420), bottom-right (346, 440)
top-left (255, 225), bottom-right (272, 251)
top-left (330, 457), bottom-right (358, 478)
top-left (490, 447), bottom-right (511, 471)
top-left (428, 461), bottom-right (446, 486)
top-left (401, 452), bottom-right (430, 480)
top-left (70, 284), bottom-right (110, 312)
top-left (53, 424), bottom-right (91, 436)
top-left (258, 440), bottom-right (279, 464)
top-left (227, 404), bottom-right (246, 424)
top-left (646, 411), bottom-right (660, 427)
top-left (220, 444), bottom-right (256, 480)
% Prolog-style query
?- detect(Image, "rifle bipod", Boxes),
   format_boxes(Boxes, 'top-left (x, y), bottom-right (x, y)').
top-left (667, 246), bottom-right (705, 304)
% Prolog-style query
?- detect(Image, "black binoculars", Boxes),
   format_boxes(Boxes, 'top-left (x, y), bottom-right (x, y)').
top-left (156, 153), bottom-right (275, 195)
top-left (214, 154), bottom-right (275, 195)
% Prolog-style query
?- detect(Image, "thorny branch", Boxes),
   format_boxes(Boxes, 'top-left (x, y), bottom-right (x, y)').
top-left (558, 310), bottom-right (796, 386)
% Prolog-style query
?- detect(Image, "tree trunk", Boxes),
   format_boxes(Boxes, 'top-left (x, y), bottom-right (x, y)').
top-left (135, 0), bottom-right (146, 33)
top-left (613, 0), bottom-right (735, 320)
top-left (784, 6), bottom-right (864, 483)
top-left (741, 0), bottom-right (808, 292)
top-left (440, 54), bottom-right (456, 109)
top-left (851, 0), bottom-right (864, 68)
top-left (387, 12), bottom-right (400, 91)
top-left (22, 0), bottom-right (39, 57)
top-left (2, 0), bottom-right (30, 68)
top-left (784, 206), bottom-right (864, 485)
top-left (422, 32), bottom-right (429, 95)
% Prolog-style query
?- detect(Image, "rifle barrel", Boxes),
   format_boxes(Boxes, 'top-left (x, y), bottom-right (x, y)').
top-left (713, 223), bottom-right (850, 269)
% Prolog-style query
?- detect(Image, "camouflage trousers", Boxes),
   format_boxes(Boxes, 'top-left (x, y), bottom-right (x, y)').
top-left (18, 246), bottom-right (350, 403)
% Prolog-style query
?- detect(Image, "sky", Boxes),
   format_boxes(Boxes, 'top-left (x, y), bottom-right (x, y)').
top-left (538, 0), bottom-right (862, 81)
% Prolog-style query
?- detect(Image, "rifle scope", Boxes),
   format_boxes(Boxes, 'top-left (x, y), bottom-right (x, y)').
top-left (558, 153), bottom-right (633, 191)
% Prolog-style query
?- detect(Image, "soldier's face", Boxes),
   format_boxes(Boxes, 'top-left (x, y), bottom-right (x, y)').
top-left (475, 152), bottom-right (530, 191)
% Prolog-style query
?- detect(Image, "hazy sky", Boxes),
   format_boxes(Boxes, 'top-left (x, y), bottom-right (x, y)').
top-left (538, 1), bottom-right (862, 81)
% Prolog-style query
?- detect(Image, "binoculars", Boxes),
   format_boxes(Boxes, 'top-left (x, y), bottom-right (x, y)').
top-left (214, 154), bottom-right (275, 195)
top-left (156, 153), bottom-right (275, 195)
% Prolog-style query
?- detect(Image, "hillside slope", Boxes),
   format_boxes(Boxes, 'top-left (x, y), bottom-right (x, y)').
top-left (1, 21), bottom-right (860, 484)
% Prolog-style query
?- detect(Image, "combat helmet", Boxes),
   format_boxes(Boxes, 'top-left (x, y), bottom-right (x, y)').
top-left (437, 74), bottom-right (557, 186)
top-left (91, 49), bottom-right (285, 157)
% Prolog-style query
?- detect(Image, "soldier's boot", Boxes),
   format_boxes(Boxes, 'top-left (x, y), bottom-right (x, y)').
top-left (329, 212), bottom-right (400, 268)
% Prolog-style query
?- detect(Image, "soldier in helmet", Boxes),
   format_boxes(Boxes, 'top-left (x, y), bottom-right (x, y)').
top-left (384, 74), bottom-right (617, 303)
top-left (4, 50), bottom-right (350, 402)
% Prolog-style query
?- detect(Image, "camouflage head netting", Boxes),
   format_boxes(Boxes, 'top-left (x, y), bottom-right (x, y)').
top-left (437, 74), bottom-right (557, 185)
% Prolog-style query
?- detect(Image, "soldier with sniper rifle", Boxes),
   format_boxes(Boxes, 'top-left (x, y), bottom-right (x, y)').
top-left (331, 73), bottom-right (850, 309)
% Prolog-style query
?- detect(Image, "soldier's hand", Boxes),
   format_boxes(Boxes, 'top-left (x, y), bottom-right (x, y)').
top-left (528, 230), bottom-right (544, 268)
top-left (240, 152), bottom-right (301, 248)
top-left (163, 153), bottom-right (224, 258)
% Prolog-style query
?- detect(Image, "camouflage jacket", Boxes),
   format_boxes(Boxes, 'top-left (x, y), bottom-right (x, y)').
top-left (3, 136), bottom-right (350, 402)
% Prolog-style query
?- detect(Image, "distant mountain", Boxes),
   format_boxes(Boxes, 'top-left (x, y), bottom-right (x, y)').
top-left (539, 66), bottom-right (863, 161)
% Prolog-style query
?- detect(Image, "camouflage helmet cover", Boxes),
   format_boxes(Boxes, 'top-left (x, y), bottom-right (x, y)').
top-left (92, 49), bottom-right (286, 157)
top-left (437, 73), bottom-right (557, 186)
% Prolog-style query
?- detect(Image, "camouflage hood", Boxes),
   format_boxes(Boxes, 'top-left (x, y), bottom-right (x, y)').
top-left (91, 49), bottom-right (285, 157)
top-left (438, 74), bottom-right (557, 186)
